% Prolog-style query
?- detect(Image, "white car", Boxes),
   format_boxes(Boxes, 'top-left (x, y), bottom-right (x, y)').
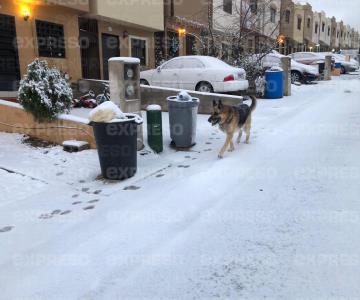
top-left (320, 52), bottom-right (359, 74)
top-left (259, 51), bottom-right (319, 83)
top-left (290, 52), bottom-right (329, 66)
top-left (140, 56), bottom-right (249, 93)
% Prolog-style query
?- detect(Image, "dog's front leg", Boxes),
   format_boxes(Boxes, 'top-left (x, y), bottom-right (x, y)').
top-left (237, 130), bottom-right (243, 144)
top-left (218, 133), bottom-right (233, 158)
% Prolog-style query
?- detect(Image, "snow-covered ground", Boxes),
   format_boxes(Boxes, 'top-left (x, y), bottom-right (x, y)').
top-left (1, 74), bottom-right (360, 299)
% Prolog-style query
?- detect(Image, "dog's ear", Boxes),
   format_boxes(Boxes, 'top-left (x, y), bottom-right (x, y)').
top-left (212, 100), bottom-right (217, 107)
top-left (218, 100), bottom-right (223, 109)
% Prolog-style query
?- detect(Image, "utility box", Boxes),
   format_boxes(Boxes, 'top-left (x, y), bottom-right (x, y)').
top-left (108, 57), bottom-right (143, 150)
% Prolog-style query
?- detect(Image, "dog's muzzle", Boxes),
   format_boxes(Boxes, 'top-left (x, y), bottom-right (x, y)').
top-left (208, 115), bottom-right (221, 126)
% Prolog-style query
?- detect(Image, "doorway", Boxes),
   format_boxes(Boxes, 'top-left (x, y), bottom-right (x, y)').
top-left (101, 33), bottom-right (120, 80)
top-left (0, 13), bottom-right (20, 91)
top-left (78, 17), bottom-right (100, 79)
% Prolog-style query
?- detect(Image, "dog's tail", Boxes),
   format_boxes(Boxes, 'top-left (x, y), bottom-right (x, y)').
top-left (249, 95), bottom-right (257, 112)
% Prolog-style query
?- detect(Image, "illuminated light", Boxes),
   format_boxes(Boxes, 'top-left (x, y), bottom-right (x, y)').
top-left (20, 5), bottom-right (31, 21)
top-left (177, 28), bottom-right (186, 37)
top-left (277, 35), bottom-right (285, 44)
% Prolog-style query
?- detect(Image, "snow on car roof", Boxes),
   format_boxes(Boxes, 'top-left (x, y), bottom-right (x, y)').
top-left (172, 55), bottom-right (234, 69)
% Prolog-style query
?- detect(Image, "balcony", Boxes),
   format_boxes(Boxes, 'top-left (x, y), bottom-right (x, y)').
top-left (89, 0), bottom-right (164, 31)
top-left (45, 0), bottom-right (90, 12)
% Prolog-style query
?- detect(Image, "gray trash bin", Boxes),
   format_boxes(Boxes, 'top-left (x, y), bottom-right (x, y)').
top-left (167, 96), bottom-right (199, 148)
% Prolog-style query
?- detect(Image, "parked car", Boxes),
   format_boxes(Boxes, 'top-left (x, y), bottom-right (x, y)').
top-left (320, 52), bottom-right (359, 74)
top-left (140, 56), bottom-right (249, 93)
top-left (258, 51), bottom-right (319, 83)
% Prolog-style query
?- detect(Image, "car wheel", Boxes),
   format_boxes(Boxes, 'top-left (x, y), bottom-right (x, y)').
top-left (196, 82), bottom-right (213, 93)
top-left (291, 71), bottom-right (301, 84)
top-left (140, 79), bottom-right (149, 85)
top-left (340, 66), bottom-right (346, 74)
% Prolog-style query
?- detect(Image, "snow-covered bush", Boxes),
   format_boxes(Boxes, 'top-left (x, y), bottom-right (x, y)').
top-left (18, 59), bottom-right (73, 122)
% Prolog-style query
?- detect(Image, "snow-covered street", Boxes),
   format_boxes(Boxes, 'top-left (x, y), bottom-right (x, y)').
top-left (1, 74), bottom-right (360, 299)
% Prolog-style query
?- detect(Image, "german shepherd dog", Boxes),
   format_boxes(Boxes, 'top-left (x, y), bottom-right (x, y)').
top-left (208, 96), bottom-right (257, 158)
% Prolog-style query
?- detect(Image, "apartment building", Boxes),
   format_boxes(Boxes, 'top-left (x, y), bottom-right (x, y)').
top-left (330, 17), bottom-right (340, 50)
top-left (0, 0), bottom-right (88, 92)
top-left (302, 3), bottom-right (313, 51)
top-left (280, 0), bottom-right (304, 54)
top-left (157, 0), bottom-right (209, 66)
top-left (0, 0), bottom-right (164, 94)
top-left (312, 11), bottom-right (320, 48)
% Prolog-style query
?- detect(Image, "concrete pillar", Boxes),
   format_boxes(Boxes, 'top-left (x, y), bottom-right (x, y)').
top-left (324, 55), bottom-right (332, 80)
top-left (281, 57), bottom-right (291, 96)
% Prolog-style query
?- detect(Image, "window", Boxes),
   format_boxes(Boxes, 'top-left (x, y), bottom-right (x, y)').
top-left (328, 26), bottom-right (330, 36)
top-left (186, 34), bottom-right (196, 55)
top-left (130, 38), bottom-right (147, 65)
top-left (250, 0), bottom-right (258, 14)
top-left (162, 59), bottom-right (183, 69)
top-left (181, 58), bottom-right (204, 69)
top-left (315, 22), bottom-right (318, 34)
top-left (322, 22), bottom-right (325, 32)
top-left (285, 10), bottom-right (290, 23)
top-left (170, 0), bottom-right (174, 16)
top-left (337, 31), bottom-right (339, 38)
top-left (297, 17), bottom-right (302, 30)
top-left (36, 20), bottom-right (65, 58)
top-left (223, 0), bottom-right (232, 14)
top-left (270, 7), bottom-right (276, 23)
top-left (307, 17), bottom-right (311, 28)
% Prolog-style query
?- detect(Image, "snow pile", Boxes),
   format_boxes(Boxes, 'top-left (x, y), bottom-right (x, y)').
top-left (18, 59), bottom-right (73, 122)
top-left (146, 104), bottom-right (162, 111)
top-left (176, 90), bottom-right (192, 101)
top-left (62, 140), bottom-right (89, 147)
top-left (267, 66), bottom-right (284, 72)
top-left (89, 101), bottom-right (126, 123)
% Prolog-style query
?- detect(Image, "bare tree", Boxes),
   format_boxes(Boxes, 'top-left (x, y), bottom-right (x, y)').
top-left (193, 0), bottom-right (281, 92)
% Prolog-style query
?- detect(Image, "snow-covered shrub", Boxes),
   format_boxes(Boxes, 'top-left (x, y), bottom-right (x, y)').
top-left (18, 59), bottom-right (73, 122)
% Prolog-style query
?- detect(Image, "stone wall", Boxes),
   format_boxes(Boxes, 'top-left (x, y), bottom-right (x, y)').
top-left (0, 100), bottom-right (96, 148)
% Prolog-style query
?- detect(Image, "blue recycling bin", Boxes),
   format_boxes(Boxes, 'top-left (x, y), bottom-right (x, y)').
top-left (335, 62), bottom-right (342, 69)
top-left (265, 70), bottom-right (283, 99)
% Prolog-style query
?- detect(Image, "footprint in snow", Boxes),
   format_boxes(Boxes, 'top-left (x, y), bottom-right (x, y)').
top-left (72, 201), bottom-right (82, 205)
top-left (79, 180), bottom-right (86, 183)
top-left (93, 190), bottom-right (102, 195)
top-left (88, 199), bottom-right (99, 204)
top-left (0, 226), bottom-right (14, 233)
top-left (156, 174), bottom-right (165, 178)
top-left (60, 210), bottom-right (71, 215)
top-left (81, 188), bottom-right (90, 192)
top-left (124, 185), bottom-right (141, 191)
top-left (51, 209), bottom-right (62, 215)
top-left (203, 149), bottom-right (212, 152)
top-left (178, 165), bottom-right (190, 168)
top-left (206, 142), bottom-right (212, 145)
top-left (39, 214), bottom-right (52, 220)
top-left (83, 205), bottom-right (95, 211)
top-left (56, 172), bottom-right (64, 176)
top-left (72, 194), bottom-right (79, 198)
top-left (185, 155), bottom-right (191, 159)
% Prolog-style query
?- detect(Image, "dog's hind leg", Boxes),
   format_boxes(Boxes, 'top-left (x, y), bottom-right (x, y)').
top-left (244, 117), bottom-right (252, 144)
top-left (237, 129), bottom-right (243, 144)
top-left (218, 133), bottom-right (234, 158)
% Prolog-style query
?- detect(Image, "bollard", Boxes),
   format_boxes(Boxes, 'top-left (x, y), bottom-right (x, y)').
top-left (146, 105), bottom-right (163, 153)
top-left (324, 55), bottom-right (332, 81)
top-left (281, 57), bottom-right (291, 96)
